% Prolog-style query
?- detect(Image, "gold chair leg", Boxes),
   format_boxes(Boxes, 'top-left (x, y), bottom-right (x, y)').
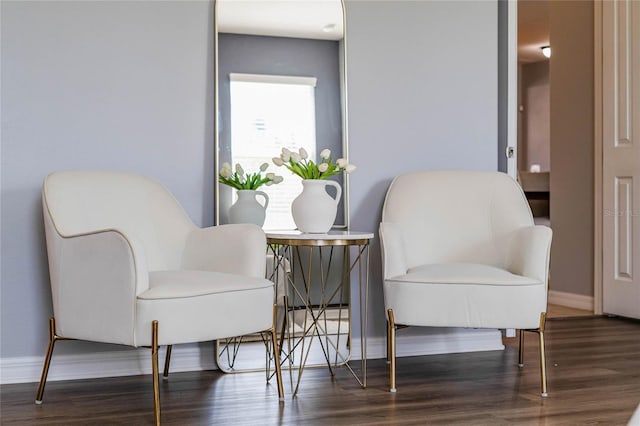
top-left (151, 320), bottom-right (161, 426)
top-left (271, 304), bottom-right (284, 401)
top-left (519, 313), bottom-right (549, 397)
top-left (163, 345), bottom-right (172, 379)
top-left (387, 309), bottom-right (397, 393)
top-left (518, 329), bottom-right (525, 367)
top-left (35, 318), bottom-right (58, 404)
top-left (538, 312), bottom-right (548, 397)
top-left (386, 316), bottom-right (391, 364)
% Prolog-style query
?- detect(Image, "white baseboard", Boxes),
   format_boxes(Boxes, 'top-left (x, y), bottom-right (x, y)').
top-left (0, 344), bottom-right (215, 385)
top-left (548, 290), bottom-right (594, 311)
top-left (360, 328), bottom-right (504, 360)
top-left (0, 328), bottom-right (503, 385)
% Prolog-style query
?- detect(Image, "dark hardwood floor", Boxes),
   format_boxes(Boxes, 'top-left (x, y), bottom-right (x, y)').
top-left (2, 316), bottom-right (639, 425)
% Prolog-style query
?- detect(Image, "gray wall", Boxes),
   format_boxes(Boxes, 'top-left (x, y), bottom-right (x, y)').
top-left (1, 0), bottom-right (499, 361)
top-left (1, 0), bottom-right (215, 358)
top-left (549, 1), bottom-right (594, 297)
top-left (346, 0), bottom-right (498, 335)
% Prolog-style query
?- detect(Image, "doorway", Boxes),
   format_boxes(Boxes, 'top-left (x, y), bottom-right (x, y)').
top-left (516, 0), bottom-right (593, 319)
top-left (517, 0), bottom-right (550, 226)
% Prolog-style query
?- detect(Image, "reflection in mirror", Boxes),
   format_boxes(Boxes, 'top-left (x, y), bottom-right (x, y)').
top-left (214, 0), bottom-right (349, 375)
top-left (214, 0), bottom-right (348, 230)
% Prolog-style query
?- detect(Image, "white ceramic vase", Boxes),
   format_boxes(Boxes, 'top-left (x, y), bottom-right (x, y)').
top-left (228, 190), bottom-right (269, 227)
top-left (291, 179), bottom-right (342, 233)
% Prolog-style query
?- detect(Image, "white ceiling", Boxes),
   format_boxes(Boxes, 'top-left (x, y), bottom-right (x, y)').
top-left (518, 0), bottom-right (550, 63)
top-left (217, 0), bottom-right (344, 41)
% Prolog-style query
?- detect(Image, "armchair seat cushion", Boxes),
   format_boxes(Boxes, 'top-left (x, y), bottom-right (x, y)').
top-left (141, 270), bottom-right (273, 300)
top-left (135, 271), bottom-right (274, 347)
top-left (384, 263), bottom-right (546, 330)
top-left (391, 263), bottom-right (541, 286)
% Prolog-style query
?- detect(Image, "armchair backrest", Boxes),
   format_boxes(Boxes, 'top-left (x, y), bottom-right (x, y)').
top-left (381, 171), bottom-right (533, 270)
top-left (43, 171), bottom-right (195, 271)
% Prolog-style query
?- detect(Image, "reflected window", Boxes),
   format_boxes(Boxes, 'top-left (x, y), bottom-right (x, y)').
top-left (229, 73), bottom-right (317, 230)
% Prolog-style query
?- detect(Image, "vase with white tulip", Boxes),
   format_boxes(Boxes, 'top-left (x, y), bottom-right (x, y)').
top-left (219, 162), bottom-right (283, 227)
top-left (272, 147), bottom-right (356, 233)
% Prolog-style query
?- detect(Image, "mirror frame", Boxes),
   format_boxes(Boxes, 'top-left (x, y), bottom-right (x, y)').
top-left (213, 0), bottom-right (350, 229)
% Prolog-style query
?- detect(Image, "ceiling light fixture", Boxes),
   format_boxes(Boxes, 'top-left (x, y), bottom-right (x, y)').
top-left (541, 45), bottom-right (551, 58)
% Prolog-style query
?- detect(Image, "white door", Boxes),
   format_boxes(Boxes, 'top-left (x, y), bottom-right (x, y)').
top-left (602, 0), bottom-right (640, 318)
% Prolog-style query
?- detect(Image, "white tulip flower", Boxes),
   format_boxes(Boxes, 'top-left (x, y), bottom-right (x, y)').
top-left (220, 162), bottom-right (233, 178)
top-left (270, 146), bottom-right (351, 180)
top-left (265, 173), bottom-right (283, 186)
top-left (281, 148), bottom-right (292, 162)
top-left (219, 160), bottom-right (283, 191)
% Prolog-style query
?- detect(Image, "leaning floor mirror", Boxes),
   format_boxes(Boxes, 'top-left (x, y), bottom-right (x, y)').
top-left (214, 0), bottom-right (351, 374)
top-left (214, 0), bottom-right (349, 230)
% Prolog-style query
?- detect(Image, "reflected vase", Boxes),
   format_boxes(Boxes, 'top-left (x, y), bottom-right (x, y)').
top-left (228, 190), bottom-right (269, 227)
top-left (291, 179), bottom-right (342, 233)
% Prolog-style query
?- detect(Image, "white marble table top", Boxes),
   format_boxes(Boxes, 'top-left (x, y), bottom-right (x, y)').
top-left (265, 229), bottom-right (374, 241)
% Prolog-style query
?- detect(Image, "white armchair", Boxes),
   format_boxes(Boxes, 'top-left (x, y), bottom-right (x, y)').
top-left (36, 171), bottom-right (283, 424)
top-left (380, 171), bottom-right (552, 396)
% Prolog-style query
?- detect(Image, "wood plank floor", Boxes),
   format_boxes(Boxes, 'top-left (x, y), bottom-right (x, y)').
top-left (547, 303), bottom-right (593, 319)
top-left (2, 316), bottom-right (639, 425)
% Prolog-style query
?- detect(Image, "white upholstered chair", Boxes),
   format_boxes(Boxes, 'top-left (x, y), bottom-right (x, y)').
top-left (380, 171), bottom-right (552, 396)
top-left (37, 171), bottom-right (283, 424)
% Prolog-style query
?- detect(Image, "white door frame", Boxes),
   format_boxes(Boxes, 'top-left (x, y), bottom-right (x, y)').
top-left (506, 0), bottom-right (518, 179)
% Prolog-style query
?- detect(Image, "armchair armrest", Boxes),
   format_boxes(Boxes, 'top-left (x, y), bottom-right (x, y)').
top-left (507, 225), bottom-right (553, 284)
top-left (182, 224), bottom-right (266, 278)
top-left (379, 222), bottom-right (408, 280)
top-left (46, 226), bottom-right (147, 346)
